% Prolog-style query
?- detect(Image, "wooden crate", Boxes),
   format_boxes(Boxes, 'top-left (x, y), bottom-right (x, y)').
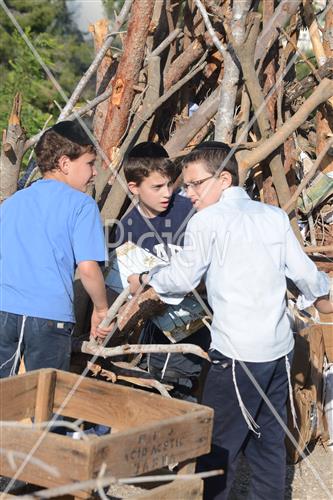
top-left (0, 369), bottom-right (213, 498)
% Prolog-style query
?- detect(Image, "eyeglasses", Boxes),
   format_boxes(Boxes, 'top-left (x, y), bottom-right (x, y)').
top-left (183, 175), bottom-right (215, 191)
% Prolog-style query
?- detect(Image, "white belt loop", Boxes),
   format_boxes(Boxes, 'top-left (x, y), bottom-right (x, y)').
top-left (232, 359), bottom-right (261, 437)
top-left (285, 354), bottom-right (298, 429)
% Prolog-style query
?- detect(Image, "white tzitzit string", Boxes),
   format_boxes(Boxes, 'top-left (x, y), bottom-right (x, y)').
top-left (285, 355), bottom-right (299, 430)
top-left (0, 315), bottom-right (26, 375)
top-left (9, 315), bottom-right (26, 376)
top-left (232, 359), bottom-right (261, 437)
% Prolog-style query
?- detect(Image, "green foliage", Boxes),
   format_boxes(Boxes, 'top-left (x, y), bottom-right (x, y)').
top-left (0, 0), bottom-right (94, 139)
top-left (102, 0), bottom-right (125, 19)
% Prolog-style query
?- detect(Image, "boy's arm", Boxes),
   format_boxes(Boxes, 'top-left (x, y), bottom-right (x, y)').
top-left (314, 277), bottom-right (333, 314)
top-left (284, 213), bottom-right (330, 306)
top-left (77, 260), bottom-right (110, 338)
top-left (129, 216), bottom-right (212, 296)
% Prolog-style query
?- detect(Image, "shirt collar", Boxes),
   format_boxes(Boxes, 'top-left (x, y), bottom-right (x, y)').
top-left (219, 186), bottom-right (250, 202)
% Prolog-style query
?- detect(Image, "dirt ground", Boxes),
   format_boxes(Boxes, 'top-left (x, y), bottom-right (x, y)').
top-left (1, 441), bottom-right (332, 499)
top-left (230, 441), bottom-right (333, 500)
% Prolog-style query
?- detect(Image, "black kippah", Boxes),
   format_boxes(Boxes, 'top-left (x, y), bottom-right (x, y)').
top-left (195, 140), bottom-right (232, 153)
top-left (51, 120), bottom-right (94, 146)
top-left (128, 141), bottom-right (169, 159)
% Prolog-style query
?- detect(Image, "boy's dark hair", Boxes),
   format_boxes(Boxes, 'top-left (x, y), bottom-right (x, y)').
top-left (35, 120), bottom-right (95, 174)
top-left (124, 141), bottom-right (180, 185)
top-left (182, 141), bottom-right (239, 186)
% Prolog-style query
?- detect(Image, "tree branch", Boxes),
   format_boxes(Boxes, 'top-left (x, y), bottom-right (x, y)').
top-left (58, 0), bottom-right (133, 121)
top-left (147, 28), bottom-right (183, 60)
top-left (23, 87), bottom-right (114, 153)
top-left (81, 342), bottom-right (210, 360)
top-left (241, 78), bottom-right (333, 170)
top-left (254, 0), bottom-right (302, 63)
top-left (282, 137), bottom-right (333, 214)
top-left (303, 245), bottom-right (333, 254)
top-left (193, 0), bottom-right (226, 55)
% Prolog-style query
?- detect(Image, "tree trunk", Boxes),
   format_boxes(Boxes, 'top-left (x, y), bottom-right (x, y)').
top-left (316, 6), bottom-right (333, 174)
top-left (0, 93), bottom-right (26, 202)
top-left (99, 0), bottom-right (155, 170)
top-left (215, 0), bottom-right (251, 143)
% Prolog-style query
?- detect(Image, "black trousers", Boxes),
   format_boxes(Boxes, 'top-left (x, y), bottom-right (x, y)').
top-left (197, 349), bottom-right (293, 500)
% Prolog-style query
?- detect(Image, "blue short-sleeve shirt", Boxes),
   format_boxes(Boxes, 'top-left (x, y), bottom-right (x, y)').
top-left (0, 179), bottom-right (106, 322)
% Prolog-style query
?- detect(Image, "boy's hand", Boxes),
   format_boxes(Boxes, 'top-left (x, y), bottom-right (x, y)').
top-left (314, 295), bottom-right (333, 314)
top-left (127, 274), bottom-right (141, 295)
top-left (90, 307), bottom-right (113, 339)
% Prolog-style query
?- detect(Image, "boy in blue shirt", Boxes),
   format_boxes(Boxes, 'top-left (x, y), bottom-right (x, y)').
top-left (0, 121), bottom-right (110, 378)
top-left (107, 142), bottom-right (210, 401)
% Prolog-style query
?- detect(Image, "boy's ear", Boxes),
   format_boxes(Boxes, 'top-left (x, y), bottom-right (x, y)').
top-left (220, 171), bottom-right (233, 189)
top-left (127, 181), bottom-right (139, 195)
top-left (58, 155), bottom-right (70, 174)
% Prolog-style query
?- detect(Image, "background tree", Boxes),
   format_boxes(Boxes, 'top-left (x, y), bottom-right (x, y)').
top-left (0, 0), bottom-right (93, 136)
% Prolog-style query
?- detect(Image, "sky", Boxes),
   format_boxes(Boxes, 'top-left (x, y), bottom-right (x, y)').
top-left (68, 0), bottom-right (106, 33)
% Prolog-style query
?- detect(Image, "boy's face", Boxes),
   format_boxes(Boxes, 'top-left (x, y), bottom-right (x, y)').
top-left (65, 152), bottom-right (97, 192)
top-left (128, 171), bottom-right (173, 218)
top-left (183, 161), bottom-right (231, 211)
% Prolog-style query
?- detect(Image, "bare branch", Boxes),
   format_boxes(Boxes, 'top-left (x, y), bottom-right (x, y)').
top-left (193, 0), bottom-right (226, 55)
top-left (58, 0), bottom-right (133, 121)
top-left (23, 87), bottom-right (113, 153)
top-left (241, 78), bottom-right (333, 170)
top-left (148, 28), bottom-right (183, 60)
top-left (81, 342), bottom-right (210, 360)
top-left (282, 138), bottom-right (333, 214)
top-left (254, 0), bottom-right (302, 63)
top-left (214, 0), bottom-right (252, 142)
top-left (88, 362), bottom-right (172, 397)
top-left (303, 245), bottom-right (333, 254)
top-left (20, 470), bottom-right (223, 499)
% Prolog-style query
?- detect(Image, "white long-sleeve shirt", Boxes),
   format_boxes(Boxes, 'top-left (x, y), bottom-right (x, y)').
top-left (150, 187), bottom-right (330, 362)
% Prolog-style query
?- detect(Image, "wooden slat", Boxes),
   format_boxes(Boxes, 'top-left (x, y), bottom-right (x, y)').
top-left (34, 370), bottom-right (57, 423)
top-left (131, 477), bottom-right (203, 499)
top-left (0, 427), bottom-right (90, 488)
top-left (53, 370), bottom-right (204, 429)
top-left (0, 371), bottom-right (38, 421)
top-left (177, 459), bottom-right (196, 474)
top-left (90, 411), bottom-right (213, 478)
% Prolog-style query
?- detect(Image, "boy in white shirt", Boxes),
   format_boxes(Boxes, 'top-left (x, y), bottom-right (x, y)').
top-left (128, 143), bottom-right (332, 500)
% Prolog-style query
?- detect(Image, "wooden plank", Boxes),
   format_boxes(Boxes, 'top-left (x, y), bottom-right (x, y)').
top-left (34, 370), bottom-right (57, 423)
top-left (177, 459), bottom-right (196, 474)
top-left (90, 411), bottom-right (213, 477)
top-left (0, 427), bottom-right (90, 488)
top-left (0, 371), bottom-right (38, 421)
top-left (132, 477), bottom-right (203, 499)
top-left (53, 370), bottom-right (204, 429)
